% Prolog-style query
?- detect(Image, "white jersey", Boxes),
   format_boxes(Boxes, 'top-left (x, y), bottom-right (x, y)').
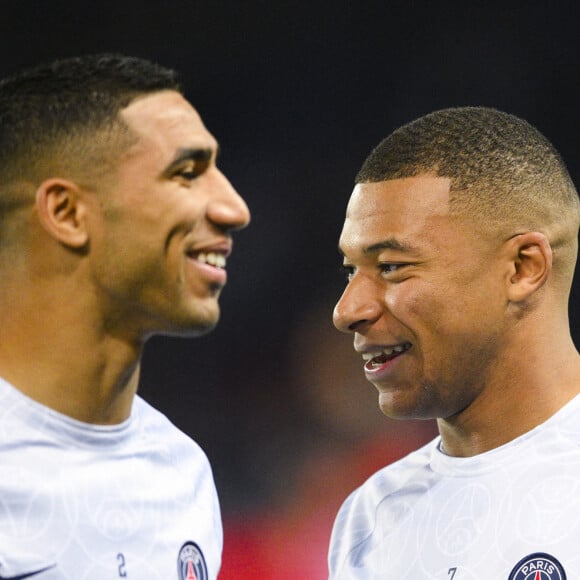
top-left (329, 394), bottom-right (580, 579)
top-left (0, 377), bottom-right (222, 580)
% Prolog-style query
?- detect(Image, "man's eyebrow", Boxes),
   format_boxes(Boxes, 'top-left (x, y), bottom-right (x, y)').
top-left (338, 238), bottom-right (418, 257)
top-left (363, 238), bottom-right (416, 255)
top-left (163, 146), bottom-right (220, 173)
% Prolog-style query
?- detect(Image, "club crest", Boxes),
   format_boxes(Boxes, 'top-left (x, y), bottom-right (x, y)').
top-left (177, 541), bottom-right (208, 580)
top-left (508, 552), bottom-right (566, 580)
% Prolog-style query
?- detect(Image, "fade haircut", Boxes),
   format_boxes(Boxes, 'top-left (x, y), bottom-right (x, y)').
top-left (356, 107), bottom-right (579, 236)
top-left (0, 53), bottom-right (182, 217)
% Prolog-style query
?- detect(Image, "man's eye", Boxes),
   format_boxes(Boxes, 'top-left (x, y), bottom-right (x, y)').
top-left (177, 164), bottom-right (199, 180)
top-left (176, 160), bottom-right (208, 181)
top-left (379, 263), bottom-right (405, 274)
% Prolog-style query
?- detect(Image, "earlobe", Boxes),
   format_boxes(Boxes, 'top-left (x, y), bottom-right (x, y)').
top-left (506, 232), bottom-right (552, 302)
top-left (35, 178), bottom-right (89, 248)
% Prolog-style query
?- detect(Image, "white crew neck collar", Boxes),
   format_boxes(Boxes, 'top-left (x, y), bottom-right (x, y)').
top-left (0, 376), bottom-right (138, 449)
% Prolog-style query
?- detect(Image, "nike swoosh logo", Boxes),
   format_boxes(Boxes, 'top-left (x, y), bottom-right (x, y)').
top-left (2, 564), bottom-right (58, 579)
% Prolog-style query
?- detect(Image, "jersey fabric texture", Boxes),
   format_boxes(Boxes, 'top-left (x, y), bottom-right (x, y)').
top-left (0, 376), bottom-right (222, 579)
top-left (329, 395), bottom-right (580, 579)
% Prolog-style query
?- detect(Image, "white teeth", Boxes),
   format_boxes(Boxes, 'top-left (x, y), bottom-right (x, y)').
top-left (361, 344), bottom-right (409, 361)
top-left (196, 252), bottom-right (226, 268)
top-left (362, 351), bottom-right (384, 361)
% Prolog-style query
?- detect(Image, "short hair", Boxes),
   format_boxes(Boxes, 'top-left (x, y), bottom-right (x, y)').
top-left (356, 107), bottom-right (579, 237)
top-left (0, 53), bottom-right (182, 218)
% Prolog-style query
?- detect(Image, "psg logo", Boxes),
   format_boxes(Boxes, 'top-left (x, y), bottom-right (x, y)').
top-left (508, 552), bottom-right (566, 580)
top-left (177, 541), bottom-right (208, 580)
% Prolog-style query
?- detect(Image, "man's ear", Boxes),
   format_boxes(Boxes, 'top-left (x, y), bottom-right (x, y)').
top-left (506, 232), bottom-right (552, 302)
top-left (35, 178), bottom-right (89, 248)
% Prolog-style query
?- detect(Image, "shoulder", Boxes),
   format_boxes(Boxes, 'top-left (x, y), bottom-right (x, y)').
top-left (329, 437), bottom-right (438, 575)
top-left (553, 394), bottom-right (580, 442)
top-left (133, 396), bottom-right (214, 479)
top-left (335, 436), bottom-right (437, 520)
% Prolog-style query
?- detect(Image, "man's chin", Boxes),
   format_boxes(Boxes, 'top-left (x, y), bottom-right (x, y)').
top-left (178, 312), bottom-right (220, 337)
top-left (149, 306), bottom-right (221, 339)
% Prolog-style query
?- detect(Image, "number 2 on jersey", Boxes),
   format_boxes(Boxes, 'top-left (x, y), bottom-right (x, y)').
top-left (117, 553), bottom-right (127, 577)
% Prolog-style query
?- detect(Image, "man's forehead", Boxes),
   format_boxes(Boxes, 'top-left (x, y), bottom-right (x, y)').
top-left (118, 90), bottom-right (219, 163)
top-left (120, 90), bottom-right (217, 147)
top-left (346, 175), bottom-right (452, 218)
top-left (122, 90), bottom-right (196, 120)
top-left (339, 176), bottom-right (454, 255)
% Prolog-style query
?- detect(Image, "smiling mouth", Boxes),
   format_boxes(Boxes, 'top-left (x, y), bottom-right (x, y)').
top-left (362, 343), bottom-right (412, 368)
top-left (190, 251), bottom-right (227, 269)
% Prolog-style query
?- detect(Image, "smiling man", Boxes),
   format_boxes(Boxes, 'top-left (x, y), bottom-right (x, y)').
top-left (0, 54), bottom-right (249, 579)
top-left (329, 107), bottom-right (580, 578)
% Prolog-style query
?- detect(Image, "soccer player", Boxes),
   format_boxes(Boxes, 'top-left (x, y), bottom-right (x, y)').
top-left (329, 107), bottom-right (580, 578)
top-left (0, 54), bottom-right (249, 579)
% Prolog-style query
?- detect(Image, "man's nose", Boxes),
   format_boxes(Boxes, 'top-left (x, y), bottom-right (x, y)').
top-left (333, 274), bottom-right (382, 333)
top-left (207, 169), bottom-right (251, 231)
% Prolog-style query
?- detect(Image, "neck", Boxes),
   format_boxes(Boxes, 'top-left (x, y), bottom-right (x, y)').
top-left (437, 330), bottom-right (580, 457)
top-left (0, 282), bottom-right (145, 425)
